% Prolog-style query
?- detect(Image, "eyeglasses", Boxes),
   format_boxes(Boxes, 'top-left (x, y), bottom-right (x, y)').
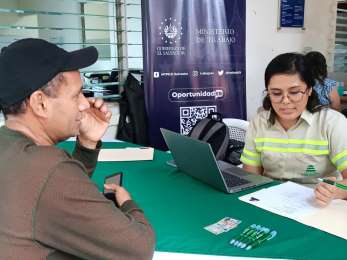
top-left (266, 88), bottom-right (308, 103)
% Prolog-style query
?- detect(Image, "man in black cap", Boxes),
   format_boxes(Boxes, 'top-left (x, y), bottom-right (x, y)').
top-left (0, 38), bottom-right (155, 259)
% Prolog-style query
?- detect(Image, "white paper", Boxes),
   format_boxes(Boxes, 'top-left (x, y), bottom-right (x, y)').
top-left (66, 137), bottom-right (123, 142)
top-left (98, 147), bottom-right (154, 161)
top-left (298, 199), bottom-right (347, 240)
top-left (153, 251), bottom-right (291, 260)
top-left (239, 182), bottom-right (319, 218)
top-left (239, 182), bottom-right (347, 240)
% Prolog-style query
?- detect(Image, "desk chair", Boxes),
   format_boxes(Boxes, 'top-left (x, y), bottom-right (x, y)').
top-left (222, 118), bottom-right (249, 142)
top-left (222, 118), bottom-right (249, 165)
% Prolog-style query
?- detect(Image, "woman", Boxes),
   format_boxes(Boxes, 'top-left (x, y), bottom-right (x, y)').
top-left (305, 51), bottom-right (341, 111)
top-left (240, 53), bottom-right (347, 206)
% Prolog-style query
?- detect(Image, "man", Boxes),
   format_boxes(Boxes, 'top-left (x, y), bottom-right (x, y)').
top-left (0, 38), bottom-right (155, 259)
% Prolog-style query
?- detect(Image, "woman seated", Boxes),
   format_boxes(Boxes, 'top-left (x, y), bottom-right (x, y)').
top-left (305, 51), bottom-right (341, 111)
top-left (240, 53), bottom-right (347, 206)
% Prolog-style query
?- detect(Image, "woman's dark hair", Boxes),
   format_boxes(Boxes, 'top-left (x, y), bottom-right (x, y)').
top-left (262, 52), bottom-right (322, 124)
top-left (305, 51), bottom-right (327, 85)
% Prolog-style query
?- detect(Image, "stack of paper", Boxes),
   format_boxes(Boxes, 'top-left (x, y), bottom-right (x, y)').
top-left (239, 182), bottom-right (347, 240)
top-left (98, 147), bottom-right (154, 161)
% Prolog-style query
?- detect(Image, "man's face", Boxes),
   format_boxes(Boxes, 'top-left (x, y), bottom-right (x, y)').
top-left (45, 71), bottom-right (90, 142)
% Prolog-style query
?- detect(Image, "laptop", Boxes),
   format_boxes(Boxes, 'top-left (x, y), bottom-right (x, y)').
top-left (161, 128), bottom-right (273, 193)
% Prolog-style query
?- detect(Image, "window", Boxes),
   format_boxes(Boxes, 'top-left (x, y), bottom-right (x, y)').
top-left (0, 0), bottom-right (143, 98)
top-left (335, 1), bottom-right (347, 72)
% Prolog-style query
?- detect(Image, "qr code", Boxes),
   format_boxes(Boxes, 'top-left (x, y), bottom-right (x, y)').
top-left (180, 105), bottom-right (217, 135)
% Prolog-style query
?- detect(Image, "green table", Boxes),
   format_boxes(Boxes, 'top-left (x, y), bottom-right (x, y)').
top-left (59, 141), bottom-right (347, 260)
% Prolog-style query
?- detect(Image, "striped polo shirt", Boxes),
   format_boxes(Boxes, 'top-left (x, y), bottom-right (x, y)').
top-left (241, 108), bottom-right (347, 182)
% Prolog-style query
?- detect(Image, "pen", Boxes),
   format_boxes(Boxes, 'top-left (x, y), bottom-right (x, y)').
top-left (237, 225), bottom-right (261, 247)
top-left (229, 225), bottom-right (252, 245)
top-left (230, 224), bottom-right (257, 246)
top-left (240, 226), bottom-right (265, 248)
top-left (246, 230), bottom-right (277, 250)
top-left (241, 227), bottom-right (270, 249)
top-left (318, 178), bottom-right (347, 191)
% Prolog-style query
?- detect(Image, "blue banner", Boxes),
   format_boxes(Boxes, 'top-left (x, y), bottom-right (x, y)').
top-left (142, 0), bottom-right (246, 149)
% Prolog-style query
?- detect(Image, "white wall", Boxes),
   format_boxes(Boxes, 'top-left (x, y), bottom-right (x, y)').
top-left (246, 0), bottom-right (336, 119)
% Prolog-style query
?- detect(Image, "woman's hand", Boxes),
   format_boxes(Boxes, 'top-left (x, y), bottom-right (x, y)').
top-left (314, 178), bottom-right (338, 207)
top-left (314, 177), bottom-right (347, 206)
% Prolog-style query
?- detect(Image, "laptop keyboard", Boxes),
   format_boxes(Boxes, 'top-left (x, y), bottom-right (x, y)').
top-left (222, 171), bottom-right (251, 187)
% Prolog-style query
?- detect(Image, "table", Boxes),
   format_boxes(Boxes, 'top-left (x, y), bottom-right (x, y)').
top-left (59, 141), bottom-right (347, 260)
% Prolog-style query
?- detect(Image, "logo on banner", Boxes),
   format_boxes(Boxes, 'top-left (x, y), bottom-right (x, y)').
top-left (168, 88), bottom-right (225, 102)
top-left (156, 17), bottom-right (185, 56)
top-left (159, 17), bottom-right (183, 44)
top-left (217, 70), bottom-right (224, 76)
top-left (153, 72), bottom-right (159, 78)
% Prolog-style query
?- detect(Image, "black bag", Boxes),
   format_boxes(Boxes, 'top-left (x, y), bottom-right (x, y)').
top-left (189, 112), bottom-right (245, 165)
top-left (189, 112), bottom-right (230, 160)
top-left (225, 139), bottom-right (245, 165)
top-left (116, 72), bottom-right (149, 145)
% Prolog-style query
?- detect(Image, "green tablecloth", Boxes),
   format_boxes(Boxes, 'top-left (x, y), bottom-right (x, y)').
top-left (59, 141), bottom-right (347, 260)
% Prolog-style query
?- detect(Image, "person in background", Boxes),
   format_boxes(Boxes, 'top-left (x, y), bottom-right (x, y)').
top-left (0, 38), bottom-right (155, 259)
top-left (305, 51), bottom-right (341, 111)
top-left (240, 53), bottom-right (347, 207)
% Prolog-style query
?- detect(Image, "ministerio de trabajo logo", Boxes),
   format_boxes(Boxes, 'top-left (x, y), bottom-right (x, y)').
top-left (158, 17), bottom-right (183, 45)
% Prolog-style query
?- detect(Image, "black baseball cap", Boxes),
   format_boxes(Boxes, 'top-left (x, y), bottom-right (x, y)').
top-left (0, 38), bottom-right (98, 109)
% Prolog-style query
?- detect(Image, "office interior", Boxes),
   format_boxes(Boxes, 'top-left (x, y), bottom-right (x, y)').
top-left (2, 1), bottom-right (347, 259)
top-left (1, 0), bottom-right (346, 139)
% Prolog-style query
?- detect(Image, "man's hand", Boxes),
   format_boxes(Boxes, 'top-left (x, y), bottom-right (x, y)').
top-left (78, 98), bottom-right (112, 149)
top-left (104, 184), bottom-right (132, 207)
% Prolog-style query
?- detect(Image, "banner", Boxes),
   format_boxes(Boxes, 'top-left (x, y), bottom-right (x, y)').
top-left (142, 0), bottom-right (246, 149)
